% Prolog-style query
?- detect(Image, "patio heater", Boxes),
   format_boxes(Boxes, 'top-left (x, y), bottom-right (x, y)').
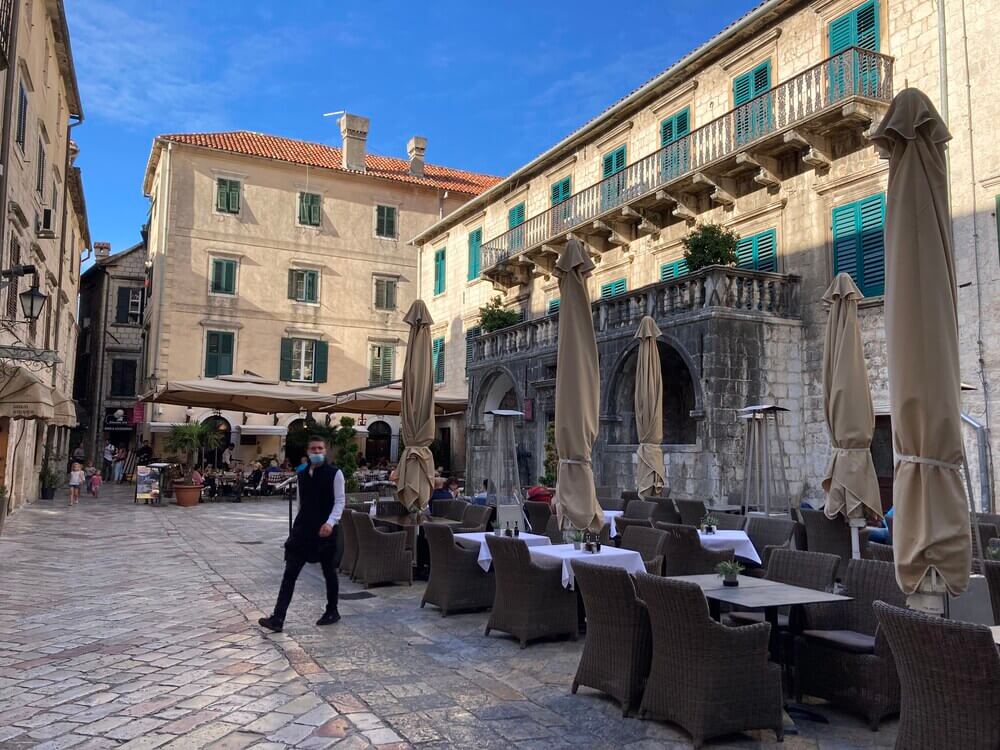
top-left (739, 404), bottom-right (791, 516)
top-left (486, 409), bottom-right (526, 531)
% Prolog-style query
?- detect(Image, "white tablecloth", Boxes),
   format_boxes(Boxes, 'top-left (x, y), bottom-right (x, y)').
top-left (454, 532), bottom-right (552, 571)
top-left (530, 543), bottom-right (645, 589)
top-left (698, 530), bottom-right (760, 564)
top-left (603, 510), bottom-right (624, 536)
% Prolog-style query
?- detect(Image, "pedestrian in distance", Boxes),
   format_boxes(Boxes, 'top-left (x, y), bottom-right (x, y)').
top-left (259, 435), bottom-right (345, 633)
top-left (102, 440), bottom-right (115, 481)
top-left (84, 460), bottom-right (100, 497)
top-left (112, 445), bottom-right (126, 483)
top-left (68, 462), bottom-right (84, 507)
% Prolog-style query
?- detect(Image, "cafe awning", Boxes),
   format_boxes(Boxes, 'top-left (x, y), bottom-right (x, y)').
top-left (0, 366), bottom-right (54, 421)
top-left (143, 376), bottom-right (339, 414)
top-left (51, 388), bottom-right (78, 428)
top-left (236, 425), bottom-right (288, 436)
top-left (324, 382), bottom-right (466, 416)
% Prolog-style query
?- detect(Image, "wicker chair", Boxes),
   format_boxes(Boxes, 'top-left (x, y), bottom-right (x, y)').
top-left (864, 541), bottom-right (894, 562)
top-left (794, 558), bottom-right (905, 729)
top-left (543, 516), bottom-right (564, 545)
top-left (421, 524), bottom-right (494, 615)
top-left (798, 508), bottom-right (853, 579)
top-left (655, 522), bottom-right (734, 575)
top-left (445, 499), bottom-right (470, 522)
top-left (595, 485), bottom-right (617, 503)
top-left (714, 513), bottom-right (746, 531)
top-left (982, 560), bottom-right (1000, 625)
top-left (674, 499), bottom-right (707, 526)
top-left (352, 514), bottom-right (413, 588)
top-left (572, 562), bottom-right (652, 716)
top-left (621, 490), bottom-right (640, 505)
top-left (635, 574), bottom-right (784, 747)
top-left (484, 536), bottom-right (578, 648)
top-left (620, 526), bottom-right (667, 575)
top-left (875, 601), bottom-right (1000, 750)
top-left (743, 515), bottom-right (797, 573)
top-left (614, 516), bottom-right (654, 540)
top-left (648, 496), bottom-right (681, 526)
top-left (457, 504), bottom-right (493, 532)
top-left (430, 498), bottom-right (461, 518)
top-left (623, 499), bottom-right (656, 520)
top-left (338, 509), bottom-right (360, 580)
top-left (523, 500), bottom-right (552, 534)
top-left (375, 498), bottom-right (407, 517)
top-left (728, 549), bottom-right (840, 629)
top-left (344, 491), bottom-right (378, 505)
top-left (598, 495), bottom-right (625, 511)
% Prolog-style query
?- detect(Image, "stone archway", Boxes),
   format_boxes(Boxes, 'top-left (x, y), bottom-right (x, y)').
top-left (475, 369), bottom-right (522, 429)
top-left (365, 420), bottom-right (392, 466)
top-left (201, 415), bottom-right (232, 467)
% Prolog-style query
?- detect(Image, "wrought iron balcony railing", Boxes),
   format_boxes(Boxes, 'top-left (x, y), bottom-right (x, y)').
top-left (481, 47), bottom-right (893, 271)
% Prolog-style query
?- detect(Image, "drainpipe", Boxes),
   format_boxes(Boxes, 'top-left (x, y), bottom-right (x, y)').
top-left (0, 0), bottom-right (21, 264)
top-left (150, 142), bottom-right (172, 395)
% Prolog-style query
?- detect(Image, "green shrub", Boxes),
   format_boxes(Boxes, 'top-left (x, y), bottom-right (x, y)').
top-left (479, 296), bottom-right (522, 332)
top-left (682, 223), bottom-right (740, 271)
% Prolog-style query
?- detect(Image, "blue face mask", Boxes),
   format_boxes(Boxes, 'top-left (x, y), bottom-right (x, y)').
top-left (308, 453), bottom-right (326, 465)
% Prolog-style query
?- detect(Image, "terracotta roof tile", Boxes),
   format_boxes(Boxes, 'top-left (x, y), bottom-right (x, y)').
top-left (155, 131), bottom-right (503, 195)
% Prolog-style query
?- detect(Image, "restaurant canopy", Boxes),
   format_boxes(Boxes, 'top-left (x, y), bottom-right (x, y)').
top-left (325, 383), bottom-right (466, 416)
top-left (51, 388), bottom-right (78, 428)
top-left (144, 375), bottom-right (339, 414)
top-left (0, 366), bottom-right (54, 421)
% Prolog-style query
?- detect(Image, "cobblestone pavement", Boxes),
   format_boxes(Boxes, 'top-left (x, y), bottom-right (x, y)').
top-left (0, 486), bottom-right (898, 749)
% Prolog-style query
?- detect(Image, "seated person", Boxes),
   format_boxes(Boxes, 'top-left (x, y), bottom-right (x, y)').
top-left (247, 462), bottom-right (264, 493)
top-left (280, 458), bottom-right (293, 471)
top-left (429, 476), bottom-right (452, 514)
top-left (472, 479), bottom-right (489, 505)
top-left (867, 506), bottom-right (893, 544)
top-left (295, 456), bottom-right (308, 472)
top-left (447, 477), bottom-right (461, 498)
top-left (202, 466), bottom-right (218, 498)
top-left (190, 465), bottom-right (205, 486)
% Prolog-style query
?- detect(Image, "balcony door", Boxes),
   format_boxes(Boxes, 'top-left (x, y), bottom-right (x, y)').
top-left (733, 61), bottom-right (772, 147)
top-left (828, 0), bottom-right (880, 102)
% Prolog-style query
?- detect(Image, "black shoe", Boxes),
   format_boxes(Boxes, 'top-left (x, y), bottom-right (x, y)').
top-left (316, 611), bottom-right (341, 626)
top-left (258, 616), bottom-right (283, 632)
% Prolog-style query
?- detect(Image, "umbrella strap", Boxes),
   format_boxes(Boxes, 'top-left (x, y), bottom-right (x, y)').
top-left (896, 454), bottom-right (963, 471)
top-left (559, 459), bottom-right (590, 466)
top-left (832, 447), bottom-right (870, 453)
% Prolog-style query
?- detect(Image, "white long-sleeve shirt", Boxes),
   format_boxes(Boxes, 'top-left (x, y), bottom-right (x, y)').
top-left (294, 467), bottom-right (346, 527)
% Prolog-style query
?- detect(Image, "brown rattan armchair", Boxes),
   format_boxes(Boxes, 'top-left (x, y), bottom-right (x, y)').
top-left (445, 499), bottom-right (470, 522)
top-left (864, 541), bottom-right (894, 562)
top-left (523, 500), bottom-right (552, 534)
top-left (743, 515), bottom-right (797, 574)
top-left (875, 601), bottom-right (1000, 750)
top-left (430, 498), bottom-right (461, 518)
top-left (674, 498), bottom-right (707, 526)
top-left (484, 536), bottom-right (577, 648)
top-left (421, 524), bottom-right (494, 616)
top-left (375, 498), bottom-right (407, 517)
top-left (655, 522), bottom-right (733, 575)
top-left (982, 560), bottom-right (1000, 625)
top-left (613, 516), bottom-right (654, 541)
top-left (338, 509), bottom-right (360, 580)
top-left (647, 496), bottom-right (681, 526)
top-left (456, 504), bottom-right (493, 532)
top-left (620, 526), bottom-right (667, 575)
top-left (794, 558), bottom-right (905, 729)
top-left (572, 562), bottom-right (651, 716)
top-left (635, 574), bottom-right (784, 747)
top-left (543, 516), bottom-right (564, 544)
top-left (623, 498), bottom-right (656, 520)
top-left (713, 512), bottom-right (746, 531)
top-left (798, 508), bottom-right (853, 579)
top-left (353, 513), bottom-right (413, 588)
top-left (621, 490), bottom-right (640, 505)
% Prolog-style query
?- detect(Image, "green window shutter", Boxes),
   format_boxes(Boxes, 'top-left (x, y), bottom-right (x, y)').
top-left (602, 146), bottom-right (626, 178)
top-left (434, 248), bottom-right (446, 294)
top-left (369, 346), bottom-right (381, 385)
top-left (550, 177), bottom-right (571, 206)
top-left (755, 229), bottom-right (777, 272)
top-left (548, 298), bottom-right (560, 314)
top-left (309, 194), bottom-right (321, 226)
top-left (287, 269), bottom-right (296, 299)
top-left (205, 333), bottom-right (219, 377)
top-left (206, 331), bottom-right (234, 377)
top-left (734, 62), bottom-right (772, 145)
top-left (660, 108), bottom-right (691, 147)
top-left (832, 203), bottom-right (860, 281)
top-left (313, 341), bottom-right (328, 383)
top-left (508, 203), bottom-right (525, 229)
top-left (855, 0), bottom-right (879, 51)
top-left (298, 193), bottom-right (308, 224)
top-left (382, 346), bottom-right (394, 383)
top-left (228, 181), bottom-right (240, 213)
top-left (216, 179), bottom-right (229, 212)
top-left (660, 259), bottom-right (688, 280)
top-left (832, 193), bottom-right (885, 297)
top-left (212, 259), bottom-right (235, 294)
top-left (600, 278), bottom-right (627, 299)
top-left (736, 236), bottom-right (755, 269)
top-left (279, 338), bottom-right (294, 381)
top-left (467, 228), bottom-right (482, 280)
top-left (303, 270), bottom-right (317, 302)
top-left (828, 12), bottom-right (856, 55)
top-left (374, 278), bottom-right (386, 309)
top-left (432, 337), bottom-right (445, 384)
top-left (376, 205), bottom-right (397, 237)
top-left (464, 326), bottom-right (480, 376)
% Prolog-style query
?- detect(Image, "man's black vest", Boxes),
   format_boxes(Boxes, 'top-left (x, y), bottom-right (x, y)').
top-left (286, 462), bottom-right (340, 562)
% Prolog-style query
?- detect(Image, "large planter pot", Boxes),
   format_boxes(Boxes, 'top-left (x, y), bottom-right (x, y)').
top-left (174, 484), bottom-right (202, 507)
top-left (40, 486), bottom-right (56, 500)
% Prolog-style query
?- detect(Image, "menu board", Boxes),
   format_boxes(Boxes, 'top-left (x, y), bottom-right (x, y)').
top-left (135, 465), bottom-right (160, 503)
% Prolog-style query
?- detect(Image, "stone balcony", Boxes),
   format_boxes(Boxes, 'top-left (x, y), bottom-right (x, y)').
top-left (482, 47), bottom-right (893, 290)
top-left (471, 265), bottom-right (801, 364)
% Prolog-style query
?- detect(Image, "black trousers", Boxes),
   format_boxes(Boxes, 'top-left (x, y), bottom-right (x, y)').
top-left (272, 536), bottom-right (339, 622)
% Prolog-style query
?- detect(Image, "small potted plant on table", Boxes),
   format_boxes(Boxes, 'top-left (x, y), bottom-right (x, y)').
top-left (700, 512), bottom-right (719, 534)
top-left (716, 560), bottom-right (744, 587)
top-left (568, 530), bottom-right (584, 551)
top-left (164, 423), bottom-right (221, 507)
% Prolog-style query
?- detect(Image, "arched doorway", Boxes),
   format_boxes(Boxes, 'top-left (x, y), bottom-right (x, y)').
top-left (476, 370), bottom-right (521, 430)
top-left (202, 415), bottom-right (232, 467)
top-left (366, 420), bottom-right (391, 467)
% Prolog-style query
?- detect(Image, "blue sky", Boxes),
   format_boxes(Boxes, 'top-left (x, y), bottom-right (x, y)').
top-left (66, 0), bottom-right (760, 254)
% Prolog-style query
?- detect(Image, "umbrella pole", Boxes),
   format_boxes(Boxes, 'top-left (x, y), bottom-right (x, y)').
top-left (849, 517), bottom-right (866, 559)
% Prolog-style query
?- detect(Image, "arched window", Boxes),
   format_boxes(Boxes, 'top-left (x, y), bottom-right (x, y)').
top-left (366, 420), bottom-right (392, 465)
top-left (202, 415), bottom-right (232, 466)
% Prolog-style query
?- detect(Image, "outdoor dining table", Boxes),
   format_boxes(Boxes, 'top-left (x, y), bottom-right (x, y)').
top-left (454, 531), bottom-right (552, 571)
top-left (530, 543), bottom-right (645, 589)
top-left (603, 510), bottom-right (624, 536)
top-left (698, 529), bottom-right (760, 564)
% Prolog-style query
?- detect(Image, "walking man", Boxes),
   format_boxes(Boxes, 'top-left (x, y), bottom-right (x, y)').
top-left (102, 440), bottom-right (115, 481)
top-left (259, 435), bottom-right (344, 632)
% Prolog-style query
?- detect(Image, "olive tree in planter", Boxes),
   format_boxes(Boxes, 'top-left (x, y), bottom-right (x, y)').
top-left (681, 223), bottom-right (740, 271)
top-left (164, 423), bottom-right (222, 506)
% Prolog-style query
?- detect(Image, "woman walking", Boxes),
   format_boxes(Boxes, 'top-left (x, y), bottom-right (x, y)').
top-left (68, 462), bottom-right (84, 506)
top-left (113, 446), bottom-right (127, 483)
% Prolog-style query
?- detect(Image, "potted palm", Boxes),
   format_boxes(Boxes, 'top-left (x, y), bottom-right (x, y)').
top-left (700, 512), bottom-right (719, 534)
top-left (716, 560), bottom-right (744, 587)
top-left (38, 461), bottom-right (59, 500)
top-left (164, 423), bottom-right (222, 507)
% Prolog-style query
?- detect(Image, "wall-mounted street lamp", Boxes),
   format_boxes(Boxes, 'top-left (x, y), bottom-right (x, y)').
top-left (0, 264), bottom-right (48, 322)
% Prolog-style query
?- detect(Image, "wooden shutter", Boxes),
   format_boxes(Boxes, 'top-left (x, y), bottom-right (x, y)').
top-left (115, 287), bottom-right (131, 323)
top-left (602, 146), bottom-right (626, 177)
top-left (600, 278), bottom-right (627, 299)
top-left (387, 279), bottom-right (396, 309)
top-left (465, 326), bottom-right (480, 376)
top-left (432, 337), bottom-right (445, 384)
top-left (313, 341), bottom-right (328, 383)
top-left (467, 228), bottom-right (482, 280)
top-left (216, 179), bottom-right (229, 212)
top-left (279, 338), bottom-right (293, 381)
top-left (755, 229), bottom-right (777, 272)
top-left (306, 271), bottom-right (318, 302)
top-left (550, 177), bottom-right (570, 206)
top-left (205, 332), bottom-right (219, 377)
top-left (660, 259), bottom-right (688, 280)
top-left (309, 194), bottom-right (321, 225)
top-left (858, 193), bottom-right (886, 296)
top-left (374, 278), bottom-right (386, 309)
top-left (369, 346), bottom-right (381, 385)
top-left (15, 86), bottom-right (26, 147)
top-left (733, 70), bottom-right (754, 106)
top-left (548, 299), bottom-right (560, 314)
top-left (298, 193), bottom-right (309, 224)
top-left (735, 236), bottom-right (755, 269)
top-left (828, 11), bottom-right (855, 55)
top-left (434, 248), bottom-right (446, 294)
top-left (218, 332), bottom-right (233, 375)
top-left (287, 269), bottom-right (297, 299)
top-left (832, 202), bottom-right (861, 281)
top-left (227, 181), bottom-right (240, 213)
top-left (508, 203), bottom-right (525, 229)
top-left (381, 346), bottom-right (394, 383)
top-left (661, 108), bottom-right (691, 146)
top-left (855, 0), bottom-right (879, 51)
top-left (384, 206), bottom-right (396, 237)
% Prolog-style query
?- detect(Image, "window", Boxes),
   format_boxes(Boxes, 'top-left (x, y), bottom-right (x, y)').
top-left (115, 287), bottom-right (143, 324)
top-left (110, 359), bottom-right (137, 397)
top-left (465, 325), bottom-right (481, 377)
top-left (287, 268), bottom-right (318, 303)
top-left (550, 177), bottom-right (571, 206)
top-left (735, 228), bottom-right (777, 272)
top-left (432, 337), bottom-right (445, 384)
top-left (35, 141), bottom-right (45, 195)
top-left (832, 193), bottom-right (885, 297)
top-left (374, 277), bottom-right (397, 310)
top-left (376, 205), bottom-right (397, 238)
top-left (433, 247), bottom-right (446, 295)
top-left (298, 192), bottom-right (321, 226)
top-left (211, 258), bottom-right (237, 295)
top-left (467, 227), bottom-right (482, 281)
top-left (660, 259), bottom-right (689, 280)
top-left (215, 178), bottom-right (241, 214)
top-left (508, 202), bottom-right (526, 251)
top-left (600, 278), bottom-right (627, 299)
top-left (15, 84), bottom-right (26, 149)
top-left (828, 0), bottom-right (880, 99)
top-left (280, 338), bottom-right (328, 383)
top-left (204, 331), bottom-right (234, 377)
top-left (660, 107), bottom-right (691, 180)
top-left (369, 344), bottom-right (394, 385)
top-left (548, 298), bottom-right (561, 314)
top-left (601, 145), bottom-right (627, 209)
top-left (733, 61), bottom-right (772, 145)
top-left (6, 236), bottom-right (19, 318)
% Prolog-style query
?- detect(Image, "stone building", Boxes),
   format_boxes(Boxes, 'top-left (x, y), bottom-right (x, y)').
top-left (0, 0), bottom-right (89, 526)
top-left (74, 240), bottom-right (146, 461)
top-left (412, 0), bottom-right (999, 510)
top-left (140, 121), bottom-right (500, 467)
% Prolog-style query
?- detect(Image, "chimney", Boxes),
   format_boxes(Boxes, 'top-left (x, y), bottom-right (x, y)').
top-left (339, 113), bottom-right (370, 172)
top-left (94, 242), bottom-right (111, 259)
top-left (407, 136), bottom-right (427, 177)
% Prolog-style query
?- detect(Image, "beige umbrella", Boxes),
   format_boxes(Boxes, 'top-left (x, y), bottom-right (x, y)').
top-left (395, 300), bottom-right (435, 512)
top-left (326, 383), bottom-right (466, 416)
top-left (871, 88), bottom-right (971, 604)
top-left (634, 316), bottom-right (665, 497)
top-left (553, 239), bottom-right (603, 531)
top-left (144, 376), bottom-right (339, 414)
top-left (821, 273), bottom-right (882, 558)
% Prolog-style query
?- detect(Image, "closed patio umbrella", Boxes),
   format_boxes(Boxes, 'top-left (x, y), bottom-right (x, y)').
top-left (870, 88), bottom-right (971, 606)
top-left (395, 300), bottom-right (435, 512)
top-left (634, 316), bottom-right (665, 497)
top-left (821, 272), bottom-right (882, 558)
top-left (553, 239), bottom-right (603, 532)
